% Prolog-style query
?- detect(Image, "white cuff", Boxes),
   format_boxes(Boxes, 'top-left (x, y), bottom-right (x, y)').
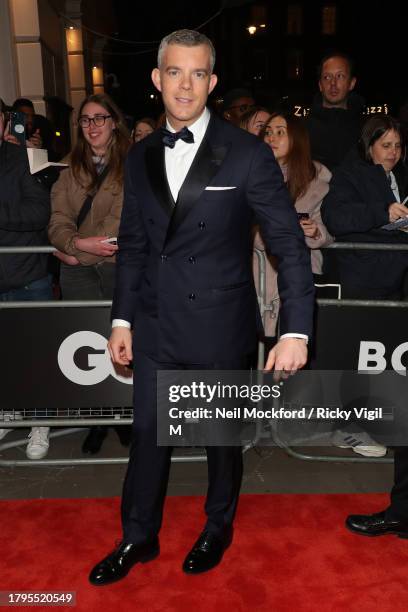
top-left (112, 319), bottom-right (131, 329)
top-left (280, 333), bottom-right (308, 344)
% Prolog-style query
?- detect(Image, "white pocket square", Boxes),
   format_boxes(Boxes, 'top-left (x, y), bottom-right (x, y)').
top-left (205, 186), bottom-right (237, 191)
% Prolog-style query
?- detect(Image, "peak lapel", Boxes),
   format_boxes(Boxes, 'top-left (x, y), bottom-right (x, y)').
top-left (164, 115), bottom-right (229, 246)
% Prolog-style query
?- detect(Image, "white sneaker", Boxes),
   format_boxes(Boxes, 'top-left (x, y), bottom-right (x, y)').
top-left (26, 427), bottom-right (50, 460)
top-left (331, 429), bottom-right (387, 457)
top-left (0, 428), bottom-right (13, 440)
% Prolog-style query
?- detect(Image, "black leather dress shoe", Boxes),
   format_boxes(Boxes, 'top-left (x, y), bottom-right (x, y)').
top-left (89, 538), bottom-right (159, 586)
top-left (82, 426), bottom-right (108, 455)
top-left (346, 510), bottom-right (408, 538)
top-left (114, 425), bottom-right (132, 447)
top-left (182, 530), bottom-right (232, 574)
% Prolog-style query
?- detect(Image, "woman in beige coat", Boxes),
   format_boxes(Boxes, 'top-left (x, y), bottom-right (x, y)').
top-left (49, 93), bottom-right (129, 298)
top-left (49, 92), bottom-right (130, 453)
top-left (253, 111), bottom-right (333, 347)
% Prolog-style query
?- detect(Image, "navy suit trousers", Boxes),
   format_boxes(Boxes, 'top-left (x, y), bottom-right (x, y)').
top-left (121, 350), bottom-right (252, 544)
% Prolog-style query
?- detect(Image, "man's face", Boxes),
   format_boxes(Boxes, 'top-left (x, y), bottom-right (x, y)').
top-left (224, 97), bottom-right (255, 126)
top-left (319, 57), bottom-right (356, 108)
top-left (152, 44), bottom-right (217, 130)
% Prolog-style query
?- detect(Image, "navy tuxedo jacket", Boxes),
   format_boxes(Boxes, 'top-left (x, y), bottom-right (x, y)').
top-left (112, 112), bottom-right (314, 363)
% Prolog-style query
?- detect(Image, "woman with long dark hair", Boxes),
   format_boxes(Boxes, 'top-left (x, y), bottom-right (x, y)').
top-left (49, 93), bottom-right (131, 453)
top-left (322, 114), bottom-right (408, 299)
top-left (239, 106), bottom-right (270, 136)
top-left (131, 117), bottom-right (156, 143)
top-left (252, 111), bottom-right (332, 347)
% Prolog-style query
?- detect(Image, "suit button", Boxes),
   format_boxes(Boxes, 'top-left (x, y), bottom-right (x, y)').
top-left (148, 218), bottom-right (154, 224)
top-left (188, 256), bottom-right (196, 264)
top-left (188, 293), bottom-right (196, 300)
top-left (161, 254), bottom-right (167, 262)
top-left (198, 221), bottom-right (206, 229)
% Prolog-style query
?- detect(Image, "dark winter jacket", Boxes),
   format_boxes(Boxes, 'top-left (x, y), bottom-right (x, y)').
top-left (321, 154), bottom-right (408, 297)
top-left (305, 92), bottom-right (365, 172)
top-left (0, 141), bottom-right (50, 292)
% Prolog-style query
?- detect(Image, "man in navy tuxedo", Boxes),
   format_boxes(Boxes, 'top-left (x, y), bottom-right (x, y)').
top-left (89, 29), bottom-right (314, 585)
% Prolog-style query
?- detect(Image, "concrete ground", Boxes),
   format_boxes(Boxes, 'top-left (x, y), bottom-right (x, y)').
top-left (0, 426), bottom-right (393, 500)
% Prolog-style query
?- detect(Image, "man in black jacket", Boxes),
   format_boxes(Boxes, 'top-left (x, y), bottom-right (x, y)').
top-left (89, 29), bottom-right (314, 586)
top-left (0, 98), bottom-right (52, 459)
top-left (305, 58), bottom-right (386, 457)
top-left (306, 52), bottom-right (364, 173)
top-left (306, 52), bottom-right (364, 286)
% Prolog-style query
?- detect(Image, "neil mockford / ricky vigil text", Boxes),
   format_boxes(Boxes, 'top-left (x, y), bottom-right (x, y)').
top-left (167, 405), bottom-right (384, 421)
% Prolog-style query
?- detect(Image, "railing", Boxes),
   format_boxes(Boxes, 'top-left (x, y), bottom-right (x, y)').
top-left (1, 242), bottom-right (406, 467)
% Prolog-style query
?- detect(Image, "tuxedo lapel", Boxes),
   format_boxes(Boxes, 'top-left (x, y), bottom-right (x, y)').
top-left (164, 115), bottom-right (229, 246)
top-left (145, 138), bottom-right (175, 218)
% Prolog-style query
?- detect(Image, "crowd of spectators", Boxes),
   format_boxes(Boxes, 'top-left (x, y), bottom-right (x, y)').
top-left (1, 49), bottom-right (407, 460)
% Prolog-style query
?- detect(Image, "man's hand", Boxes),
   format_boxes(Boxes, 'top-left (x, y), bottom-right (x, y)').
top-left (53, 250), bottom-right (79, 265)
top-left (3, 133), bottom-right (20, 146)
top-left (108, 327), bottom-right (133, 366)
top-left (264, 337), bottom-right (308, 378)
top-left (74, 236), bottom-right (118, 257)
top-left (26, 129), bottom-right (43, 149)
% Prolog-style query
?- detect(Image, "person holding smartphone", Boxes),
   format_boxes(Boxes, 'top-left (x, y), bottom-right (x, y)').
top-left (11, 99), bottom-right (43, 148)
top-left (48, 92), bottom-right (131, 454)
top-left (0, 98), bottom-right (54, 459)
top-left (251, 111), bottom-right (333, 351)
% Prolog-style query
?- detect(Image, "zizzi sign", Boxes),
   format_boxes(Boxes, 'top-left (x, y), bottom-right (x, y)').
top-left (57, 331), bottom-right (132, 386)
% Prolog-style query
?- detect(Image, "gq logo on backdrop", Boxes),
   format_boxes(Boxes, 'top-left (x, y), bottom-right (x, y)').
top-left (58, 331), bottom-right (132, 386)
top-left (358, 341), bottom-right (408, 375)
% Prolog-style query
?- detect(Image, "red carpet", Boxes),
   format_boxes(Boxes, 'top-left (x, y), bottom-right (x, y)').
top-left (1, 493), bottom-right (408, 611)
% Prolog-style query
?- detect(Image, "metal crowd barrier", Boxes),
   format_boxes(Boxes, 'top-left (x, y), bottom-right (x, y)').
top-left (0, 246), bottom-right (258, 467)
top-left (1, 243), bottom-right (407, 467)
top-left (255, 242), bottom-right (408, 464)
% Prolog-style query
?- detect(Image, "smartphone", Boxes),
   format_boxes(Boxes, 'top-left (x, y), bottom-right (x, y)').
top-left (297, 212), bottom-right (310, 220)
top-left (9, 111), bottom-right (26, 145)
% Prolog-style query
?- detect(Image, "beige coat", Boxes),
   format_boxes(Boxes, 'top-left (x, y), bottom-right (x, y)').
top-left (49, 162), bottom-right (123, 266)
top-left (253, 161), bottom-right (333, 337)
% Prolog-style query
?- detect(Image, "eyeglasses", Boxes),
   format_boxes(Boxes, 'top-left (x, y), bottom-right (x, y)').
top-left (78, 115), bottom-right (112, 128)
top-left (228, 104), bottom-right (255, 114)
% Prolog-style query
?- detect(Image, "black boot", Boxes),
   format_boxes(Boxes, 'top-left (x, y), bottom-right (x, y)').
top-left (114, 425), bottom-right (132, 447)
top-left (82, 426), bottom-right (108, 454)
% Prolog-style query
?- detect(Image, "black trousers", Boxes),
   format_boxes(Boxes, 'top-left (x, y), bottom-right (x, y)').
top-left (60, 262), bottom-right (116, 300)
top-left (386, 447), bottom-right (408, 521)
top-left (121, 351), bottom-right (251, 544)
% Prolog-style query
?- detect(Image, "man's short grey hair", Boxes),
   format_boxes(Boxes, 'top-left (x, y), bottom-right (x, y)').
top-left (157, 29), bottom-right (216, 73)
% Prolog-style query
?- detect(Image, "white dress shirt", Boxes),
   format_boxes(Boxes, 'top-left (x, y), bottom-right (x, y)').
top-left (165, 107), bottom-right (210, 202)
top-left (389, 171), bottom-right (401, 202)
top-left (112, 107), bottom-right (308, 344)
top-left (112, 109), bottom-right (210, 331)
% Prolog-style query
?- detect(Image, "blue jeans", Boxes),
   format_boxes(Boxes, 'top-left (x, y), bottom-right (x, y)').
top-left (0, 276), bottom-right (53, 301)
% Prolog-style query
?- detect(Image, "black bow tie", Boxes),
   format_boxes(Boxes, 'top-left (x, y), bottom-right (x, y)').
top-left (161, 126), bottom-right (195, 148)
